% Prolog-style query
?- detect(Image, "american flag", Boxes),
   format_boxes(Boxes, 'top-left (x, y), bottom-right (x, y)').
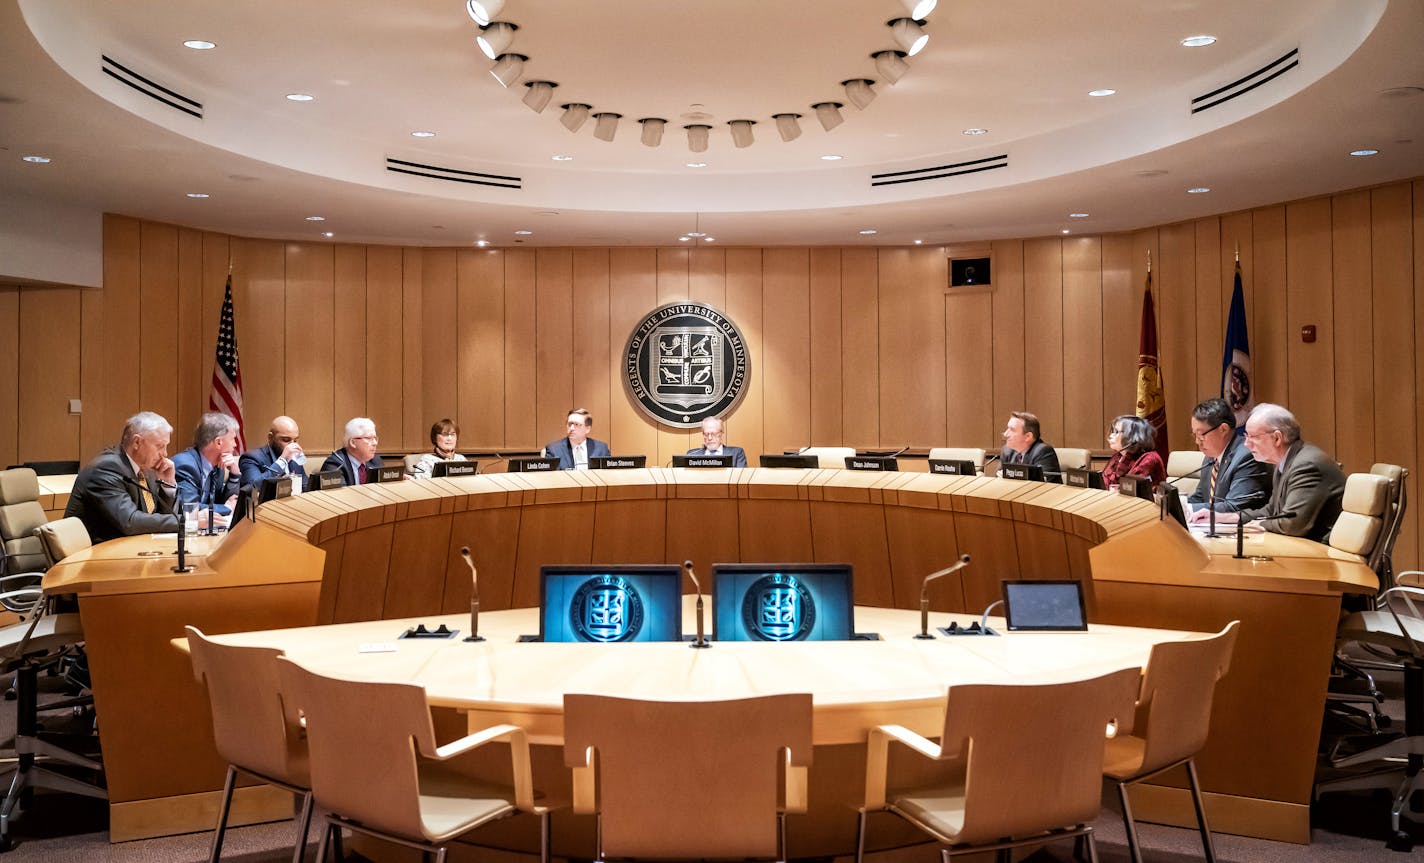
top-left (208, 275), bottom-right (246, 451)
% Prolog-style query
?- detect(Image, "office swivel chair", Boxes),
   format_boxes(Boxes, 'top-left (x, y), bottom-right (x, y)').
top-left (1165, 451), bottom-right (1204, 497)
top-left (1055, 448), bottom-right (1092, 471)
top-left (0, 470), bottom-right (49, 581)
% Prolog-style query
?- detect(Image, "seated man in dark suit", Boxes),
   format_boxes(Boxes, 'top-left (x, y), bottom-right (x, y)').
top-left (63, 411), bottom-right (181, 543)
top-left (320, 417), bottom-right (384, 486)
top-left (1185, 397), bottom-right (1271, 519)
top-left (685, 416), bottom-right (747, 467)
top-left (545, 408), bottom-right (610, 471)
top-left (999, 411), bottom-right (1061, 482)
top-left (172, 411), bottom-right (241, 521)
top-left (1212, 403), bottom-right (1345, 542)
top-left (239, 415), bottom-right (307, 491)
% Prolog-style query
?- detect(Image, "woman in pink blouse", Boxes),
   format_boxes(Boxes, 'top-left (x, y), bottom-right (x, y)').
top-left (1101, 414), bottom-right (1167, 490)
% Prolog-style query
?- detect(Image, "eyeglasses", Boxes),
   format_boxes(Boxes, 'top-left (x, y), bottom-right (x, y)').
top-left (1191, 424), bottom-right (1225, 441)
top-left (1244, 430), bottom-right (1274, 441)
top-left (354, 435), bottom-right (379, 443)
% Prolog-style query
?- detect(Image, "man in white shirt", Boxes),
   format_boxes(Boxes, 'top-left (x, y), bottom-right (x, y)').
top-left (545, 408), bottom-right (611, 470)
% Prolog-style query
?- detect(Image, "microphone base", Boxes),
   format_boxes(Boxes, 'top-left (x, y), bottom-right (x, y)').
top-left (1234, 554), bottom-right (1274, 562)
top-left (171, 564), bottom-right (196, 573)
top-left (688, 640), bottom-right (712, 649)
top-left (912, 632), bottom-right (936, 640)
top-left (463, 635), bottom-right (486, 643)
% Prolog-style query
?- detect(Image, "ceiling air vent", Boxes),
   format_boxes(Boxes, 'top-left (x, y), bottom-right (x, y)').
top-left (1191, 48), bottom-right (1298, 114)
top-left (871, 154), bottom-right (1008, 187)
top-left (100, 55), bottom-right (202, 119)
top-left (385, 157), bottom-right (521, 190)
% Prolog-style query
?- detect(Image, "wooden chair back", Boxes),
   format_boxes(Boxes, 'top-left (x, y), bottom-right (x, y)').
top-left (1133, 621), bottom-right (1239, 773)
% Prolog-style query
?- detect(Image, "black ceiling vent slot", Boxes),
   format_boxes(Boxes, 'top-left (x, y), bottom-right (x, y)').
top-left (100, 54), bottom-right (202, 119)
top-left (385, 157), bottom-right (521, 190)
top-left (870, 154), bottom-right (1008, 187)
top-left (1191, 48), bottom-right (1298, 114)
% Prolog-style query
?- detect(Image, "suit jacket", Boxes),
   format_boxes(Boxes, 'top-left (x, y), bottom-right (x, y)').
top-left (172, 446), bottom-right (240, 514)
top-left (1000, 439), bottom-right (1062, 483)
top-left (684, 445), bottom-right (748, 468)
top-left (1244, 441), bottom-right (1345, 543)
top-left (544, 436), bottom-right (611, 470)
top-left (63, 448), bottom-right (180, 544)
top-left (319, 448), bottom-right (384, 487)
top-left (1187, 434), bottom-right (1272, 513)
top-left (239, 443), bottom-right (308, 489)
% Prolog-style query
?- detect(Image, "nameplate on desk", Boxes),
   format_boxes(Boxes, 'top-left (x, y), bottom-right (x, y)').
top-left (590, 455), bottom-right (646, 469)
top-left (372, 465), bottom-right (406, 483)
top-left (846, 456), bottom-right (897, 472)
top-left (307, 470), bottom-right (345, 491)
top-left (759, 454), bottom-right (819, 469)
top-left (929, 459), bottom-right (977, 476)
top-left (432, 460), bottom-right (478, 478)
top-left (1002, 463), bottom-right (1044, 482)
top-left (508, 457), bottom-right (559, 472)
top-left (672, 454), bottom-right (733, 468)
top-left (1064, 467), bottom-right (1105, 489)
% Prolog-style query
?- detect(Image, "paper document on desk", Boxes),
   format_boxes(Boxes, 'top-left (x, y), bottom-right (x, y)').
top-left (1189, 522), bottom-right (1264, 536)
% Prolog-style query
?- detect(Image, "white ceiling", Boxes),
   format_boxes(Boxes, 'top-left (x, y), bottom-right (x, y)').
top-left (2, 0), bottom-right (1421, 248)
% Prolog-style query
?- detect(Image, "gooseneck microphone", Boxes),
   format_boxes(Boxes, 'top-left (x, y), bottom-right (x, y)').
top-left (460, 546), bottom-right (484, 642)
top-left (916, 554), bottom-right (971, 639)
top-left (1234, 509), bottom-right (1295, 560)
top-left (682, 560), bottom-right (710, 649)
top-left (171, 486), bottom-right (194, 573)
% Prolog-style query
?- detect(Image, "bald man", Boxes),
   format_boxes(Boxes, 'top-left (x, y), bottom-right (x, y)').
top-left (239, 415), bottom-right (307, 490)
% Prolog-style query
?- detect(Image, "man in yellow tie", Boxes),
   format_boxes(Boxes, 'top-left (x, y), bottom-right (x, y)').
top-left (64, 411), bottom-right (181, 543)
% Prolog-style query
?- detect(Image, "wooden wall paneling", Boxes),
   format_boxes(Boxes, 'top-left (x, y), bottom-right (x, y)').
top-left (400, 248), bottom-right (425, 451)
top-left (175, 228), bottom-right (206, 437)
top-left (535, 249), bottom-right (574, 453)
top-left (607, 249), bottom-right (659, 460)
top-left (18, 288), bottom-right (81, 460)
top-left (991, 240), bottom-right (1026, 445)
top-left (232, 238), bottom-right (286, 448)
top-left (952, 512), bottom-right (1021, 611)
top-left (138, 222), bottom-right (180, 422)
top-left (883, 506), bottom-right (966, 611)
top-left (458, 249), bottom-right (507, 448)
top-left (1012, 522), bottom-right (1070, 583)
top-left (419, 248), bottom-right (459, 443)
top-left (443, 507), bottom-right (522, 613)
top-left (1370, 183), bottom-right (1416, 570)
top-left (690, 246), bottom-right (726, 309)
top-left (1022, 239), bottom-right (1065, 444)
top-left (331, 523), bottom-right (395, 624)
top-left (1252, 206), bottom-right (1289, 405)
top-left (665, 498), bottom-right (740, 581)
top-left (1411, 177), bottom-right (1424, 573)
top-left (503, 250), bottom-right (537, 449)
top-left (943, 284), bottom-right (994, 447)
top-left (381, 515), bottom-right (454, 619)
top-left (655, 247), bottom-right (693, 461)
top-left (808, 248), bottom-right (844, 445)
top-left (199, 233), bottom-right (229, 438)
top-left (1330, 190), bottom-right (1374, 472)
top-left (0, 288), bottom-right (17, 466)
top-left (79, 281), bottom-right (106, 458)
top-left (809, 502), bottom-right (893, 607)
top-left (1285, 198), bottom-right (1337, 453)
top-left (761, 248), bottom-right (811, 451)
top-left (314, 536), bottom-right (346, 624)
top-left (284, 243), bottom-right (336, 453)
top-left (98, 216), bottom-right (141, 436)
top-left (590, 500), bottom-right (668, 563)
top-left (840, 249), bottom-right (879, 447)
top-left (332, 245), bottom-right (368, 447)
top-left (1192, 219), bottom-right (1224, 426)
top-left (737, 499), bottom-right (813, 561)
top-left (1157, 222), bottom-right (1196, 448)
top-left (879, 248), bottom-right (947, 447)
top-left (510, 503), bottom-right (596, 608)
top-left (1062, 237), bottom-right (1104, 448)
top-left (571, 249), bottom-right (611, 444)
top-left (725, 249), bottom-right (765, 457)
top-left (1100, 235), bottom-right (1137, 439)
top-left (365, 246), bottom-right (404, 452)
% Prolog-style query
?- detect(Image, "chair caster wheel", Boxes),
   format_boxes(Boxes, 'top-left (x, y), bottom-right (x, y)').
top-left (1378, 714), bottom-right (1392, 729)
top-left (1386, 831), bottom-right (1414, 852)
top-left (0, 833), bottom-right (12, 852)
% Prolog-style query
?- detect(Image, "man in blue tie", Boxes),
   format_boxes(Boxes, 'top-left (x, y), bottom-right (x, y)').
top-left (172, 412), bottom-right (242, 522)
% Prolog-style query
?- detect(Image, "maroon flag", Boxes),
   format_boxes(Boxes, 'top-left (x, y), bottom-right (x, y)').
top-left (1134, 271), bottom-right (1169, 459)
top-left (208, 275), bottom-right (246, 451)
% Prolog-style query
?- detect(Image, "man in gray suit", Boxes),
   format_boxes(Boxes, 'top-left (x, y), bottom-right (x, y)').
top-left (1185, 397), bottom-right (1271, 518)
top-left (999, 411), bottom-right (1061, 482)
top-left (1212, 403), bottom-right (1345, 542)
top-left (64, 411), bottom-right (181, 543)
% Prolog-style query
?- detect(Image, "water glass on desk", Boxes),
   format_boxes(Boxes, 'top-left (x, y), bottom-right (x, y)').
top-left (182, 502), bottom-right (200, 535)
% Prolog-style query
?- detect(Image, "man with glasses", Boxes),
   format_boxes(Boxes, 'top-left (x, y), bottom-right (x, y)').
top-left (1209, 403), bottom-right (1344, 542)
top-left (684, 416), bottom-right (747, 467)
top-left (321, 417), bottom-right (384, 486)
top-left (1185, 397), bottom-right (1271, 520)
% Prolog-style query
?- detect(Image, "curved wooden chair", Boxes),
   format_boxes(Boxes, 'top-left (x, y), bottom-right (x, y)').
top-left (564, 693), bottom-right (812, 861)
top-left (276, 657), bottom-right (549, 863)
top-left (856, 668), bottom-right (1140, 862)
top-left (185, 627), bottom-right (312, 863)
top-left (1103, 621), bottom-right (1240, 863)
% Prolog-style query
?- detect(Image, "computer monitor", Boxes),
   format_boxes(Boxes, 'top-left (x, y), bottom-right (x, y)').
top-left (538, 565), bottom-right (684, 643)
top-left (1117, 473), bottom-right (1155, 500)
top-left (758, 454), bottom-right (819, 469)
top-left (1001, 580), bottom-right (1088, 632)
top-left (1063, 468), bottom-right (1106, 489)
top-left (711, 563), bottom-right (855, 642)
top-left (431, 460), bottom-right (478, 478)
top-left (589, 455), bottom-right (646, 469)
top-left (928, 458), bottom-right (977, 476)
top-left (306, 470), bottom-right (345, 492)
top-left (1001, 463), bottom-right (1045, 482)
top-left (671, 453), bottom-right (733, 468)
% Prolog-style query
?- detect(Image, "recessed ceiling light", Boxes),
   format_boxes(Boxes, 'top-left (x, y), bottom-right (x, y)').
top-left (704, 238), bottom-right (715, 243)
top-left (305, 216), bottom-right (326, 221)
top-left (1180, 35), bottom-right (1217, 47)
top-left (21, 155), bottom-right (51, 163)
top-left (859, 229), bottom-right (878, 235)
top-left (1135, 169), bottom-right (1168, 178)
top-left (913, 240), bottom-right (923, 245)
top-left (183, 39), bottom-right (216, 50)
top-left (411, 130), bottom-right (436, 138)
top-left (1089, 89), bottom-right (1117, 97)
top-left (1061, 229), bottom-right (1071, 234)
top-left (475, 240), bottom-right (490, 247)
top-left (286, 93), bottom-right (315, 102)
top-left (1187, 187), bottom-right (1211, 194)
top-left (686, 232), bottom-right (707, 238)
top-left (679, 236), bottom-right (691, 242)
top-left (961, 128), bottom-right (988, 136)
top-left (550, 155), bottom-right (574, 161)
top-left (685, 162), bottom-right (708, 168)
top-left (514, 230), bottom-right (533, 235)
top-left (820, 154), bottom-right (844, 161)
top-left (1350, 148), bottom-right (1380, 157)
top-left (1069, 212), bottom-right (1089, 218)
top-left (321, 232), bottom-right (334, 238)
top-left (185, 192), bottom-right (209, 198)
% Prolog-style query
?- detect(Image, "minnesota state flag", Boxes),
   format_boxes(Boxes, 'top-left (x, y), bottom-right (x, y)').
top-left (1221, 261), bottom-right (1254, 428)
top-left (1135, 271), bottom-right (1169, 459)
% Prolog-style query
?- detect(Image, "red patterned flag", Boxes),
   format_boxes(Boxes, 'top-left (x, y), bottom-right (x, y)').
top-left (208, 275), bottom-right (246, 451)
top-left (1135, 271), bottom-right (1169, 459)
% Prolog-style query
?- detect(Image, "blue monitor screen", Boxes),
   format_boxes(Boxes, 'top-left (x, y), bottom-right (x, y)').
top-left (539, 565), bottom-right (684, 643)
top-left (712, 564), bottom-right (855, 642)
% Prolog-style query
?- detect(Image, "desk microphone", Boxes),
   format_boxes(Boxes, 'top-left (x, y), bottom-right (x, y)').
top-left (1234, 510), bottom-right (1294, 560)
top-left (460, 546), bottom-right (484, 642)
top-left (916, 554), bottom-right (971, 639)
top-left (171, 487), bottom-right (194, 573)
top-left (682, 560), bottom-right (710, 649)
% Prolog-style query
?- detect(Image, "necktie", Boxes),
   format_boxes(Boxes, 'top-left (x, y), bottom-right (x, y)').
top-left (358, 463), bottom-right (368, 485)
top-left (135, 472), bottom-right (155, 513)
top-left (1208, 459), bottom-right (1220, 502)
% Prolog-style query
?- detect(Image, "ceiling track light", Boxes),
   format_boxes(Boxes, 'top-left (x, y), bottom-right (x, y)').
top-left (560, 102), bottom-right (592, 132)
top-left (811, 101), bottom-right (845, 132)
top-left (772, 113), bottom-right (803, 142)
top-left (842, 78), bottom-right (876, 109)
top-left (888, 17), bottom-right (929, 56)
top-left (477, 21), bottom-right (518, 60)
top-left (522, 80), bottom-right (557, 113)
top-left (900, 0), bottom-right (938, 17)
top-left (639, 117), bottom-right (667, 147)
top-left (872, 50), bottom-right (910, 84)
top-left (593, 112), bottom-right (622, 142)
top-left (685, 124), bottom-right (712, 153)
top-left (489, 53), bottom-right (527, 88)
top-left (466, 0), bottom-right (505, 26)
top-left (728, 119), bottom-right (756, 148)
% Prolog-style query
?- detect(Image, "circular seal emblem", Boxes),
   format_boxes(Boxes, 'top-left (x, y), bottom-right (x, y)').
top-left (741, 573), bottom-right (816, 642)
top-left (623, 302), bottom-right (750, 428)
top-left (570, 575), bottom-right (644, 642)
